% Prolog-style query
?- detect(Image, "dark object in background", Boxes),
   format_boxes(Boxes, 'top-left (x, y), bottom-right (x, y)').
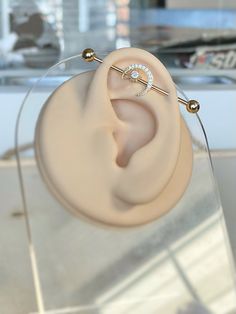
top-left (130, 0), bottom-right (166, 8)
top-left (132, 25), bottom-right (236, 69)
top-left (11, 13), bottom-right (43, 50)
top-left (157, 0), bottom-right (166, 8)
top-left (11, 13), bottom-right (43, 39)
top-left (157, 33), bottom-right (236, 69)
top-left (9, 2), bottom-right (60, 68)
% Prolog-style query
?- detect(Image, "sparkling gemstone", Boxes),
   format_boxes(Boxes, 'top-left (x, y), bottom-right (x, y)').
top-left (122, 63), bottom-right (154, 97)
top-left (130, 70), bottom-right (140, 79)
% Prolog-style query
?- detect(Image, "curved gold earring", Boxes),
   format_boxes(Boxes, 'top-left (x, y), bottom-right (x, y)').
top-left (82, 48), bottom-right (200, 114)
top-left (121, 64), bottom-right (153, 96)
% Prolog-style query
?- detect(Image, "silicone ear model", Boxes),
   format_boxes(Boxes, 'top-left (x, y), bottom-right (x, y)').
top-left (35, 47), bottom-right (193, 227)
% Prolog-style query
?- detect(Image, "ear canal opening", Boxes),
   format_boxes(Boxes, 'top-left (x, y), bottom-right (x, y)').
top-left (112, 99), bottom-right (157, 168)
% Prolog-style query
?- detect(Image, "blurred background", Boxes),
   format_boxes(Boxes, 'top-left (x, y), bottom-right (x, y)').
top-left (1, 0), bottom-right (236, 68)
top-left (1, 1), bottom-right (236, 313)
top-left (1, 0), bottom-right (236, 245)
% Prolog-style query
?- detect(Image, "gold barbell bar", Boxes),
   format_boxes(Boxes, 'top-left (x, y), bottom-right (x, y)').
top-left (82, 48), bottom-right (200, 114)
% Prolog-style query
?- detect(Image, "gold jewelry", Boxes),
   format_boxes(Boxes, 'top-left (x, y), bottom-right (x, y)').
top-left (122, 64), bottom-right (153, 96)
top-left (82, 48), bottom-right (200, 114)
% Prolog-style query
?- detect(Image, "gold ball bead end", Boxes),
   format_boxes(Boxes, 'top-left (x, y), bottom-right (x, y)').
top-left (82, 48), bottom-right (96, 62)
top-left (186, 99), bottom-right (200, 113)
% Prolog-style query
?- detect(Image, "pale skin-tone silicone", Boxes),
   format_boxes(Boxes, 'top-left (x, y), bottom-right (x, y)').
top-left (35, 47), bottom-right (193, 227)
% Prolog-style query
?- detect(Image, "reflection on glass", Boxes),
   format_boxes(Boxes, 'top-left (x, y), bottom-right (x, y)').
top-left (95, 214), bottom-right (236, 314)
top-left (13, 55), bottom-right (236, 314)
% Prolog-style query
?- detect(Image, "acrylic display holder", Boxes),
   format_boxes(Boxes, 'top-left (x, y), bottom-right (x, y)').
top-left (15, 53), bottom-right (236, 314)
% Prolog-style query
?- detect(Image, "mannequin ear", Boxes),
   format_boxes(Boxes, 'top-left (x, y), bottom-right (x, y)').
top-left (112, 98), bottom-right (156, 168)
top-left (84, 48), bottom-right (183, 205)
top-left (35, 47), bottom-right (193, 227)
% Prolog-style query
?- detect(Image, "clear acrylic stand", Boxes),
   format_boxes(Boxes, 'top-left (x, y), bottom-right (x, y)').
top-left (15, 53), bottom-right (236, 314)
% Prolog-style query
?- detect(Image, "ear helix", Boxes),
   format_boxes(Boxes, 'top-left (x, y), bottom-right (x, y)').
top-left (82, 48), bottom-right (200, 114)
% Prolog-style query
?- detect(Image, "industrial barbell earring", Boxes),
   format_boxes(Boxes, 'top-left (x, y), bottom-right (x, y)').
top-left (82, 48), bottom-right (200, 114)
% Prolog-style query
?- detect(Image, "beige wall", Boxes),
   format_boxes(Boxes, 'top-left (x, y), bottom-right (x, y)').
top-left (167, 0), bottom-right (236, 9)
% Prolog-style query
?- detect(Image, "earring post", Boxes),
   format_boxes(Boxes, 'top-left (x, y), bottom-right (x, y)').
top-left (82, 48), bottom-right (200, 113)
